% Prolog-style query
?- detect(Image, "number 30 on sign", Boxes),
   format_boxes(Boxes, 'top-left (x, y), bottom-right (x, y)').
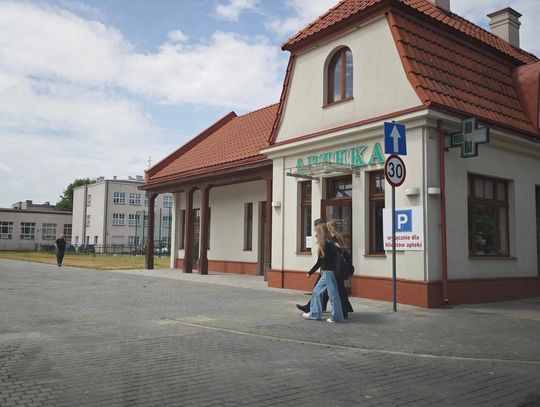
top-left (384, 154), bottom-right (406, 187)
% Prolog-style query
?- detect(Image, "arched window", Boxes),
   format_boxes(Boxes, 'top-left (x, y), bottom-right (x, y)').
top-left (327, 47), bottom-right (353, 104)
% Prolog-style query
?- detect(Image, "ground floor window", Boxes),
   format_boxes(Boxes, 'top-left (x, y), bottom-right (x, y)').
top-left (42, 223), bottom-right (57, 240)
top-left (244, 203), bottom-right (253, 251)
top-left (468, 173), bottom-right (509, 257)
top-left (369, 171), bottom-right (385, 254)
top-left (21, 222), bottom-right (35, 240)
top-left (299, 181), bottom-right (312, 252)
top-left (179, 209), bottom-right (185, 249)
top-left (0, 221), bottom-right (13, 239)
top-left (63, 224), bottom-right (72, 241)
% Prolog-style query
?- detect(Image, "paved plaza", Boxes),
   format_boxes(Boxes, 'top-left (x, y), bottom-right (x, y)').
top-left (1, 258), bottom-right (539, 406)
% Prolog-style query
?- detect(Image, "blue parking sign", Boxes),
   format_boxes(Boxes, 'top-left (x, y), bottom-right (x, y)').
top-left (395, 210), bottom-right (412, 232)
top-left (384, 122), bottom-right (407, 155)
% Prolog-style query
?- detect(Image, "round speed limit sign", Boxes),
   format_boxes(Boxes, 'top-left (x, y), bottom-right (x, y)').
top-left (384, 154), bottom-right (406, 187)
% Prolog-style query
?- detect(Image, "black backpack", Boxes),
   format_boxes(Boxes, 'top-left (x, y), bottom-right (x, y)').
top-left (335, 245), bottom-right (355, 280)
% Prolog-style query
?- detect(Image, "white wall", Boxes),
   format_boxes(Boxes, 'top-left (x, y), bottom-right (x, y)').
top-left (173, 181), bottom-right (267, 264)
top-left (275, 16), bottom-right (420, 143)
top-left (444, 135), bottom-right (540, 278)
top-left (271, 123), bottom-right (427, 280)
top-left (0, 210), bottom-right (72, 250)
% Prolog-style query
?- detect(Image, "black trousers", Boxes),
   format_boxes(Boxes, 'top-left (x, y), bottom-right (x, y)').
top-left (56, 250), bottom-right (65, 265)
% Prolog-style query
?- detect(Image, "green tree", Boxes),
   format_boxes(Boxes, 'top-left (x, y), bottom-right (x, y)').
top-left (56, 178), bottom-right (95, 211)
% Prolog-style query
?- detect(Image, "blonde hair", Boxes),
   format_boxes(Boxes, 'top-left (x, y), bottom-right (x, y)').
top-left (315, 223), bottom-right (329, 257)
top-left (327, 220), bottom-right (346, 249)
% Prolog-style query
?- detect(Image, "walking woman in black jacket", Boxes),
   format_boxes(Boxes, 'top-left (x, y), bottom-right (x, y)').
top-left (302, 223), bottom-right (345, 323)
top-left (326, 220), bottom-right (354, 319)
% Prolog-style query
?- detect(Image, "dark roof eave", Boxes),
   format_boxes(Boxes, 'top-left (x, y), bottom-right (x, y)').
top-left (141, 157), bottom-right (272, 193)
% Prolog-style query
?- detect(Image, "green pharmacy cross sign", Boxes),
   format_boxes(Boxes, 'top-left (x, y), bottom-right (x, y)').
top-left (449, 118), bottom-right (490, 158)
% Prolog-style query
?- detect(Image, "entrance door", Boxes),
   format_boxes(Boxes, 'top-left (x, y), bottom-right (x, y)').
top-left (191, 208), bottom-right (200, 269)
top-left (322, 200), bottom-right (352, 249)
top-left (257, 201), bottom-right (267, 276)
top-left (321, 176), bottom-right (353, 249)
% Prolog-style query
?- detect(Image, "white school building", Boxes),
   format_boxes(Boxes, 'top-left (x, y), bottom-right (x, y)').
top-left (141, 0), bottom-right (540, 307)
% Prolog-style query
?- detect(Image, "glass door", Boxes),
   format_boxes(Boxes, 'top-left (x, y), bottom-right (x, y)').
top-left (322, 200), bottom-right (352, 250)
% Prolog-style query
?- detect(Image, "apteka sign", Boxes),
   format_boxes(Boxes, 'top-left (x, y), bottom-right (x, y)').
top-left (296, 143), bottom-right (384, 168)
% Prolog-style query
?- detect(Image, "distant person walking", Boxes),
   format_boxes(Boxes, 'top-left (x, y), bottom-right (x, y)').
top-left (55, 234), bottom-right (66, 267)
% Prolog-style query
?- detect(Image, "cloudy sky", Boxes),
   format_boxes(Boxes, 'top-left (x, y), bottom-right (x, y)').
top-left (0, 0), bottom-right (539, 208)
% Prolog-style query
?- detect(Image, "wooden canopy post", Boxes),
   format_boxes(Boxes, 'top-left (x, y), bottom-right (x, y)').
top-left (145, 193), bottom-right (157, 269)
top-left (183, 188), bottom-right (194, 273)
top-left (199, 184), bottom-right (212, 275)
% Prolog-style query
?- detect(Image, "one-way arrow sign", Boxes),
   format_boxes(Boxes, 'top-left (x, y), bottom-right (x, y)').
top-left (384, 122), bottom-right (407, 155)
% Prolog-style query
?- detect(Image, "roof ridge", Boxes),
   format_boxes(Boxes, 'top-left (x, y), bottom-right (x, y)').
top-left (404, 0), bottom-right (538, 62)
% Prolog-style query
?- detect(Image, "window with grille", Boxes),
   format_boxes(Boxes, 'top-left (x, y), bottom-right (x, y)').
top-left (113, 192), bottom-right (126, 204)
top-left (42, 223), bottom-right (57, 240)
top-left (0, 221), bottom-right (13, 239)
top-left (112, 213), bottom-right (125, 226)
top-left (21, 222), bottom-right (35, 240)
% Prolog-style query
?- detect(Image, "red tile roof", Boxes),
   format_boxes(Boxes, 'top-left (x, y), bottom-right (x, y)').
top-left (512, 62), bottom-right (540, 130)
top-left (270, 0), bottom-right (540, 142)
top-left (388, 11), bottom-right (539, 136)
top-left (283, 0), bottom-right (537, 65)
top-left (147, 104), bottom-right (278, 183)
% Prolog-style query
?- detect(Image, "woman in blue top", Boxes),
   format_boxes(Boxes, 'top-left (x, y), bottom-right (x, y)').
top-left (303, 222), bottom-right (345, 323)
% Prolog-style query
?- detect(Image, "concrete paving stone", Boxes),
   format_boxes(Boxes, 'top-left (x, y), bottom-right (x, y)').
top-left (1, 258), bottom-right (539, 406)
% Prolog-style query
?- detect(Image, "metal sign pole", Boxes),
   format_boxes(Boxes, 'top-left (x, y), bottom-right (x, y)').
top-left (392, 185), bottom-right (397, 312)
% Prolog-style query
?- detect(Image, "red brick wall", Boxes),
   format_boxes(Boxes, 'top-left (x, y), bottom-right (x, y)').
top-left (268, 269), bottom-right (540, 308)
top-left (175, 258), bottom-right (257, 275)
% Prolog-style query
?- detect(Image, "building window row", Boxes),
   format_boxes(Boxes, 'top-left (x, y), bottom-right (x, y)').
top-left (296, 172), bottom-right (513, 259)
top-left (0, 222), bottom-right (72, 241)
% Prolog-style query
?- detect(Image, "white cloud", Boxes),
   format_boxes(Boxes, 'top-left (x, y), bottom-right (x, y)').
top-left (452, 0), bottom-right (540, 56)
top-left (0, 0), bottom-right (285, 206)
top-left (215, 0), bottom-right (260, 21)
top-left (267, 0), bottom-right (337, 37)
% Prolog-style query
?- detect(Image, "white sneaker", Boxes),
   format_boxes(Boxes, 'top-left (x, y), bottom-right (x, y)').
top-left (303, 312), bottom-right (318, 320)
top-left (326, 318), bottom-right (335, 323)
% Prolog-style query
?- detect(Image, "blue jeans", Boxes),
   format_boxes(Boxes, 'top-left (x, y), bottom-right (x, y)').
top-left (310, 270), bottom-right (344, 322)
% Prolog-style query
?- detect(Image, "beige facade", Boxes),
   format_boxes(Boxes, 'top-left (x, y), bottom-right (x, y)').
top-left (72, 177), bottom-right (173, 250)
top-left (0, 208), bottom-right (72, 251)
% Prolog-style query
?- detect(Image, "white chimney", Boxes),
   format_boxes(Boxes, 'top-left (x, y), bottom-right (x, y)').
top-left (488, 8), bottom-right (521, 48)
top-left (427, 0), bottom-right (450, 12)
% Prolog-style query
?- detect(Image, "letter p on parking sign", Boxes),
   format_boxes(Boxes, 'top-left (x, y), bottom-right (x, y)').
top-left (395, 210), bottom-right (412, 232)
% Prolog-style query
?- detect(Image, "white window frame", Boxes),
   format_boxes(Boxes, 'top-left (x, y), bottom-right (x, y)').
top-left (113, 192), bottom-right (126, 204)
top-left (128, 236), bottom-right (140, 245)
top-left (42, 223), bottom-right (57, 240)
top-left (129, 193), bottom-right (141, 206)
top-left (112, 213), bottom-right (125, 226)
top-left (87, 194), bottom-right (92, 207)
top-left (128, 214), bottom-right (140, 226)
top-left (63, 224), bottom-right (72, 241)
top-left (0, 221), bottom-right (13, 239)
top-left (21, 222), bottom-right (35, 240)
top-left (163, 195), bottom-right (173, 208)
top-left (86, 215), bottom-right (91, 227)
